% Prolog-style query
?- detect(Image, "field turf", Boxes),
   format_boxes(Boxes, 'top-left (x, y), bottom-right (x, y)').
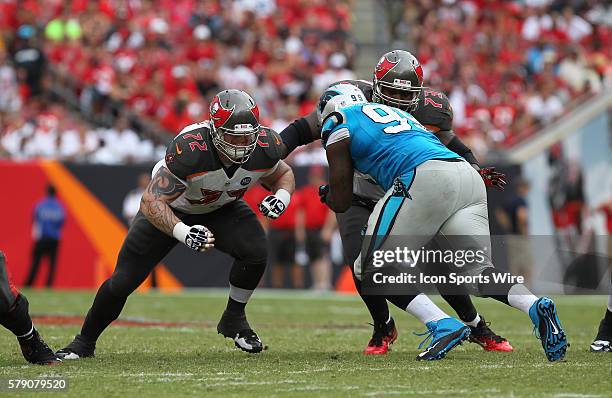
top-left (0, 290), bottom-right (610, 397)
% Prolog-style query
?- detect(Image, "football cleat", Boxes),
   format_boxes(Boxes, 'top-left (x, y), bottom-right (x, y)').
top-left (529, 297), bottom-right (568, 361)
top-left (364, 317), bottom-right (398, 355)
top-left (415, 317), bottom-right (470, 361)
top-left (589, 317), bottom-right (612, 353)
top-left (217, 310), bottom-right (263, 353)
top-left (19, 329), bottom-right (62, 365)
top-left (56, 334), bottom-right (96, 360)
top-left (590, 340), bottom-right (611, 352)
top-left (468, 316), bottom-right (513, 352)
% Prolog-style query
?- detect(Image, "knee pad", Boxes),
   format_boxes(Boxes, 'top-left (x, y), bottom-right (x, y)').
top-left (229, 260), bottom-right (266, 291)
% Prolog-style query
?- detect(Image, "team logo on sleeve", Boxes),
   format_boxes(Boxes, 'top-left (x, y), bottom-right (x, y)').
top-left (375, 55), bottom-right (399, 80)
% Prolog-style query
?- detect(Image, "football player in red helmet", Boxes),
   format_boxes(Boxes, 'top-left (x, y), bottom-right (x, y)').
top-left (278, 50), bottom-right (512, 355)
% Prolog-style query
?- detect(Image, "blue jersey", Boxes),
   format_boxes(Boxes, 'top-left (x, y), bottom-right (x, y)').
top-left (33, 197), bottom-right (65, 240)
top-left (322, 102), bottom-right (460, 191)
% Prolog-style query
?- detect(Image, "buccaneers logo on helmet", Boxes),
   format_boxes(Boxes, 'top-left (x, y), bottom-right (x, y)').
top-left (210, 95), bottom-right (235, 129)
top-left (375, 55), bottom-right (399, 80)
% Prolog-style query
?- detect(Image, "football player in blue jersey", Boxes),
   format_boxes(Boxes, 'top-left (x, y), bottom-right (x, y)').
top-left (319, 83), bottom-right (568, 362)
top-left (279, 50), bottom-right (512, 355)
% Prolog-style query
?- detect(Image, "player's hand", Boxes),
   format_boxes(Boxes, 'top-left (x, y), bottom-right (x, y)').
top-left (259, 195), bottom-right (287, 219)
top-left (479, 167), bottom-right (507, 191)
top-left (318, 184), bottom-right (329, 203)
top-left (173, 222), bottom-right (215, 252)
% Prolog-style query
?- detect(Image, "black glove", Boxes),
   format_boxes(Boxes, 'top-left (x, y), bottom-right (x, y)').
top-left (318, 184), bottom-right (330, 204)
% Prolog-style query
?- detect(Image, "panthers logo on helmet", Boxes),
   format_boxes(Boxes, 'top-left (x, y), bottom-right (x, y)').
top-left (375, 55), bottom-right (399, 80)
top-left (210, 95), bottom-right (235, 129)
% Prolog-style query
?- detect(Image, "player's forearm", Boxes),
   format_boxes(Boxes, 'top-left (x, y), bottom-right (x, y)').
top-left (278, 111), bottom-right (320, 159)
top-left (261, 162), bottom-right (295, 195)
top-left (440, 131), bottom-right (480, 169)
top-left (141, 166), bottom-right (187, 236)
top-left (140, 195), bottom-right (181, 236)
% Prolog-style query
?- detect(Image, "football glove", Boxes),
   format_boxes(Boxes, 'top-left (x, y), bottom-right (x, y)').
top-left (259, 190), bottom-right (290, 219)
top-left (479, 167), bottom-right (507, 191)
top-left (173, 222), bottom-right (215, 252)
top-left (318, 184), bottom-right (329, 203)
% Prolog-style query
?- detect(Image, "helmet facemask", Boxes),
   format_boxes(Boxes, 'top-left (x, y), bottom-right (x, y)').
top-left (372, 79), bottom-right (422, 113)
top-left (211, 123), bottom-right (260, 164)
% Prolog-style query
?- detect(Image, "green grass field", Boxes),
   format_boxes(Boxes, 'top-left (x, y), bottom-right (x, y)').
top-left (0, 290), bottom-right (610, 397)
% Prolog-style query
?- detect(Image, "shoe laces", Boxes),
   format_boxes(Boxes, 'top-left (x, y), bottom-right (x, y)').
top-left (414, 324), bottom-right (436, 350)
top-left (22, 332), bottom-right (52, 355)
top-left (473, 320), bottom-right (506, 343)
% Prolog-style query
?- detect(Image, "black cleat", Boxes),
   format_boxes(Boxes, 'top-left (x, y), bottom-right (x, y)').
top-left (217, 311), bottom-right (263, 353)
top-left (590, 317), bottom-right (612, 353)
top-left (56, 334), bottom-right (96, 360)
top-left (468, 316), bottom-right (514, 352)
top-left (19, 329), bottom-right (62, 365)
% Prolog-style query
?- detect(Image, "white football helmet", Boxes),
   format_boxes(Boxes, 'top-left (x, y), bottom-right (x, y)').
top-left (317, 83), bottom-right (367, 128)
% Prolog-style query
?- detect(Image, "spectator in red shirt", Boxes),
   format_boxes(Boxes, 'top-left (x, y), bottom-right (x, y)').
top-left (295, 166), bottom-right (334, 291)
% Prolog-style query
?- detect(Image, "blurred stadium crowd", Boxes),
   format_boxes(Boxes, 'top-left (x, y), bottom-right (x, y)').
top-left (0, 0), bottom-right (610, 164)
top-left (396, 0), bottom-right (611, 157)
top-left (0, 0), bottom-right (353, 163)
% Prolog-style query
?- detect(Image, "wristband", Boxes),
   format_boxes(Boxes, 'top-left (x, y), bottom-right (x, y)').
top-left (275, 189), bottom-right (291, 207)
top-left (172, 222), bottom-right (190, 242)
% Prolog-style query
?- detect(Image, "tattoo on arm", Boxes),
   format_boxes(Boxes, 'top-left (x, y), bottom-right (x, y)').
top-left (140, 167), bottom-right (187, 236)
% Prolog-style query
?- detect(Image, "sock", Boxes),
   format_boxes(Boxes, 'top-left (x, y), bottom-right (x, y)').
top-left (226, 259), bottom-right (265, 315)
top-left (506, 284), bottom-right (539, 314)
top-left (387, 294), bottom-right (418, 313)
top-left (405, 294), bottom-right (448, 325)
top-left (81, 279), bottom-right (128, 342)
top-left (16, 325), bottom-right (35, 341)
top-left (607, 277), bottom-right (611, 312)
top-left (466, 314), bottom-right (482, 327)
top-left (226, 297), bottom-right (247, 314)
top-left (604, 309), bottom-right (612, 324)
top-left (0, 295), bottom-right (34, 337)
top-left (352, 274), bottom-right (390, 325)
top-left (441, 294), bottom-right (478, 324)
top-left (385, 313), bottom-right (392, 325)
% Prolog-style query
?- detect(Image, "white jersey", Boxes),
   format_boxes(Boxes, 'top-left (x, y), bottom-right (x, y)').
top-left (153, 122), bottom-right (282, 214)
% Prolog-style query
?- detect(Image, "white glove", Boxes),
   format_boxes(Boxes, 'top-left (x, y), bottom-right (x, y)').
top-left (172, 222), bottom-right (215, 252)
top-left (258, 189), bottom-right (291, 220)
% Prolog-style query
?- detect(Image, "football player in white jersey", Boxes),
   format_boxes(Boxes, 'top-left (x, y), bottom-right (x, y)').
top-left (57, 89), bottom-right (295, 358)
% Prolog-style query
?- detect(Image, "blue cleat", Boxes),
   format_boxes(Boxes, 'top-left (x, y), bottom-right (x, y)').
top-left (415, 317), bottom-right (470, 361)
top-left (529, 297), bottom-right (568, 362)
